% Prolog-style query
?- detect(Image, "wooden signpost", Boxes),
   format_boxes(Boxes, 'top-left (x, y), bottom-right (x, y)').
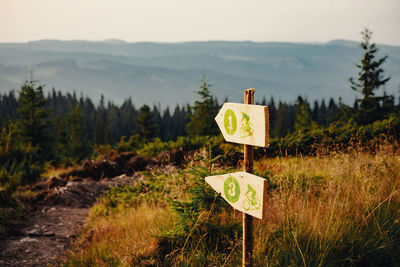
top-left (206, 88), bottom-right (269, 267)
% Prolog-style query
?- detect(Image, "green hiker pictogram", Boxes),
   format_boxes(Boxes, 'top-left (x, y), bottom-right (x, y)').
top-left (224, 176), bottom-right (240, 203)
top-left (239, 112), bottom-right (254, 138)
top-left (243, 184), bottom-right (260, 211)
top-left (224, 109), bottom-right (237, 135)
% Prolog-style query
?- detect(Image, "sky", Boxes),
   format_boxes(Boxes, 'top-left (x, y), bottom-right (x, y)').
top-left (1, 0), bottom-right (399, 45)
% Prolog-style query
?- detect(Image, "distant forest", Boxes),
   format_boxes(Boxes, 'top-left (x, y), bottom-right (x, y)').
top-left (0, 87), bottom-right (351, 144)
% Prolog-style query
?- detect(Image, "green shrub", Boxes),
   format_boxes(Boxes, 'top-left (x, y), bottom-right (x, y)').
top-left (0, 123), bottom-right (44, 190)
top-left (157, 141), bottom-right (242, 265)
top-left (116, 134), bottom-right (142, 152)
top-left (138, 135), bottom-right (208, 157)
top-left (265, 115), bottom-right (400, 157)
top-left (90, 182), bottom-right (159, 218)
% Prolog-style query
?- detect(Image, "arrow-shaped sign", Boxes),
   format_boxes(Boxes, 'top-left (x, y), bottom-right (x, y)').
top-left (205, 172), bottom-right (267, 219)
top-left (215, 103), bottom-right (269, 147)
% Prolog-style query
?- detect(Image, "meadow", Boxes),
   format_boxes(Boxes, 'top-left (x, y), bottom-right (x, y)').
top-left (62, 142), bottom-right (400, 266)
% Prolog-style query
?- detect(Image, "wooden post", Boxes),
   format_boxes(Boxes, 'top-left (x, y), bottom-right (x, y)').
top-left (243, 88), bottom-right (254, 267)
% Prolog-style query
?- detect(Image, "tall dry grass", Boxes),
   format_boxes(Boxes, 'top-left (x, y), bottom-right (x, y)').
top-left (253, 147), bottom-right (400, 266)
top-left (63, 204), bottom-right (174, 266)
top-left (63, 147), bottom-right (400, 266)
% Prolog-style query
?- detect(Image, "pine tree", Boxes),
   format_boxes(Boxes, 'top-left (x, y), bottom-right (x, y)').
top-left (152, 104), bottom-right (162, 138)
top-left (0, 91), bottom-right (18, 130)
top-left (16, 80), bottom-right (54, 162)
top-left (318, 99), bottom-right (327, 126)
top-left (66, 106), bottom-right (91, 162)
top-left (171, 105), bottom-right (188, 139)
top-left (294, 96), bottom-right (312, 131)
top-left (106, 102), bottom-right (122, 144)
top-left (120, 98), bottom-right (137, 138)
top-left (312, 100), bottom-right (319, 122)
top-left (349, 28), bottom-right (391, 124)
top-left (161, 107), bottom-right (172, 141)
top-left (82, 96), bottom-right (96, 143)
top-left (326, 98), bottom-right (339, 124)
top-left (273, 101), bottom-right (288, 137)
top-left (136, 104), bottom-right (157, 140)
top-left (186, 79), bottom-right (219, 137)
top-left (93, 95), bottom-right (107, 144)
top-left (268, 97), bottom-right (277, 136)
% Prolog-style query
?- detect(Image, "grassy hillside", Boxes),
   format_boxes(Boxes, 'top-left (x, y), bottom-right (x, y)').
top-left (62, 146), bottom-right (400, 266)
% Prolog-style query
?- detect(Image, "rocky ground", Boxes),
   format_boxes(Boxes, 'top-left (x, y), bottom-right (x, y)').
top-left (0, 205), bottom-right (89, 266)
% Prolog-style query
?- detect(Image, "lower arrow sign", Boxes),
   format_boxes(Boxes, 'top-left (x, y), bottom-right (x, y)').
top-left (205, 172), bottom-right (267, 219)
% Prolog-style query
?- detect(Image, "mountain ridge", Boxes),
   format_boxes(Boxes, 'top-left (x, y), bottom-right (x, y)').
top-left (0, 39), bottom-right (399, 107)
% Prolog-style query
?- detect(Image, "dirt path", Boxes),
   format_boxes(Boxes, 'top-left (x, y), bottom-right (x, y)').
top-left (0, 174), bottom-right (137, 266)
top-left (0, 206), bottom-right (89, 266)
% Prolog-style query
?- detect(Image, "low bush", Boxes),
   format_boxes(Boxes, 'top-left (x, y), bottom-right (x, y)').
top-left (266, 114), bottom-right (400, 157)
top-left (156, 141), bottom-right (243, 265)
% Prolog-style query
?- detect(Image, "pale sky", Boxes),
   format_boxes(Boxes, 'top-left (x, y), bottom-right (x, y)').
top-left (1, 0), bottom-right (399, 45)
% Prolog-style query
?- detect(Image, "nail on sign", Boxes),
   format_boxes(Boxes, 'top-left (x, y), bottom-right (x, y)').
top-left (205, 172), bottom-right (267, 219)
top-left (215, 103), bottom-right (269, 147)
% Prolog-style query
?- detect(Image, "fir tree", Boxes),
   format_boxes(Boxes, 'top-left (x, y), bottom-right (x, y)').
top-left (16, 80), bottom-right (54, 162)
top-left (326, 98), bottom-right (339, 124)
top-left (186, 79), bottom-right (219, 137)
top-left (312, 100), bottom-right (319, 122)
top-left (294, 96), bottom-right (312, 131)
top-left (268, 97), bottom-right (277, 136)
top-left (66, 106), bottom-right (91, 162)
top-left (136, 104), bottom-right (157, 140)
top-left (273, 101), bottom-right (288, 137)
top-left (161, 107), bottom-right (172, 141)
top-left (318, 99), bottom-right (327, 126)
top-left (107, 102), bottom-right (122, 144)
top-left (93, 95), bottom-right (107, 144)
top-left (349, 28), bottom-right (391, 124)
top-left (120, 98), bottom-right (137, 138)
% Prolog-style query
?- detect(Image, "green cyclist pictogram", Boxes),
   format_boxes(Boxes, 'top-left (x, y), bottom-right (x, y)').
top-left (224, 109), bottom-right (237, 135)
top-left (243, 184), bottom-right (261, 211)
top-left (239, 112), bottom-right (254, 138)
top-left (223, 176), bottom-right (240, 203)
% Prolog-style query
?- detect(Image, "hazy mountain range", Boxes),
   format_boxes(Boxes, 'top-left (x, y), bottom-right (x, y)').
top-left (0, 39), bottom-right (399, 107)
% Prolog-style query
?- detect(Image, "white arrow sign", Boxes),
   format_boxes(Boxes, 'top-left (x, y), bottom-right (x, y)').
top-left (205, 172), bottom-right (267, 219)
top-left (215, 103), bottom-right (269, 147)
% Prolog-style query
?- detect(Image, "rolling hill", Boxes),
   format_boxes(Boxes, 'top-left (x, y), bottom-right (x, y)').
top-left (0, 39), bottom-right (399, 107)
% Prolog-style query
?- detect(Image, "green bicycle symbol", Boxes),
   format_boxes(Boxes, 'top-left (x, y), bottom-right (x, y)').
top-left (239, 112), bottom-right (254, 138)
top-left (243, 184), bottom-right (261, 211)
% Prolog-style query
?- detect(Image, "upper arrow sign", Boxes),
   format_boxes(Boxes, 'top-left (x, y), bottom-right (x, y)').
top-left (205, 172), bottom-right (267, 219)
top-left (215, 103), bottom-right (269, 147)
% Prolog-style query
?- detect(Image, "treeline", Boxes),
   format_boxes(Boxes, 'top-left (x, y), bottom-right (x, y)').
top-left (0, 88), bottom-right (348, 145)
top-left (0, 89), bottom-right (188, 145)
top-left (2, 80), bottom-right (398, 162)
top-left (1, 81), bottom-right (399, 152)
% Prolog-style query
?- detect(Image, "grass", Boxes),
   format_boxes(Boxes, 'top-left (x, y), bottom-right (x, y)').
top-left (64, 204), bottom-right (174, 266)
top-left (63, 148), bottom-right (400, 266)
top-left (62, 166), bottom-right (190, 266)
top-left (253, 149), bottom-right (400, 266)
